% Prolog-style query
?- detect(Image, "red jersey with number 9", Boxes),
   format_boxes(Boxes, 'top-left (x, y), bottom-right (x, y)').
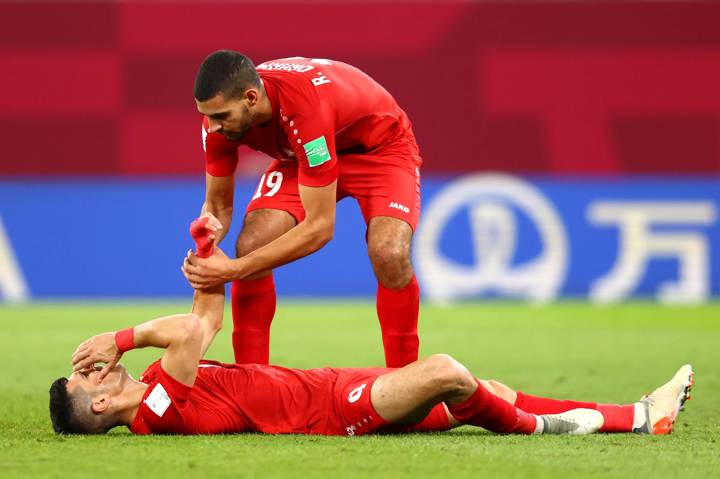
top-left (202, 57), bottom-right (418, 187)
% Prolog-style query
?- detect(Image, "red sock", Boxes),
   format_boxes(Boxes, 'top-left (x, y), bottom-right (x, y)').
top-left (189, 217), bottom-right (213, 258)
top-left (448, 380), bottom-right (537, 434)
top-left (515, 392), bottom-right (635, 433)
top-left (376, 275), bottom-right (420, 368)
top-left (230, 276), bottom-right (276, 364)
top-left (595, 404), bottom-right (635, 433)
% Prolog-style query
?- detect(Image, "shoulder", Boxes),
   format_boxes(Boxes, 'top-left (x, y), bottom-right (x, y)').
top-left (129, 363), bottom-right (195, 434)
top-left (258, 60), bottom-right (322, 112)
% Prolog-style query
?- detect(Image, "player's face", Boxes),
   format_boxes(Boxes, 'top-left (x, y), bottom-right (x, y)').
top-left (66, 363), bottom-right (130, 397)
top-left (197, 92), bottom-right (256, 141)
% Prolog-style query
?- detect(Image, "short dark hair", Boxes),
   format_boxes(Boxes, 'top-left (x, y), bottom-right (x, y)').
top-left (49, 377), bottom-right (110, 434)
top-left (194, 50), bottom-right (261, 101)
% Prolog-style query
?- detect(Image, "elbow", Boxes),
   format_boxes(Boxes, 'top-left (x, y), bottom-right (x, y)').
top-left (179, 313), bottom-right (203, 343)
top-left (317, 225), bottom-right (334, 248)
top-left (308, 221), bottom-right (334, 251)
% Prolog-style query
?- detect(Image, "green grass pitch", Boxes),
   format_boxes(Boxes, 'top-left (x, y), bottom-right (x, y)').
top-left (1, 301), bottom-right (718, 478)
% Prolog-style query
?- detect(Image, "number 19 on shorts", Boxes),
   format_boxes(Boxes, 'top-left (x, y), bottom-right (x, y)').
top-left (252, 171), bottom-right (284, 200)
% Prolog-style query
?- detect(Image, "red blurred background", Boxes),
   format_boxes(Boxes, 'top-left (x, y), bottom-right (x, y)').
top-left (1, 1), bottom-right (719, 176)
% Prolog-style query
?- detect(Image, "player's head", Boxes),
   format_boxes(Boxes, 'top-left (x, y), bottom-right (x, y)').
top-left (48, 364), bottom-right (130, 434)
top-left (194, 50), bottom-right (263, 141)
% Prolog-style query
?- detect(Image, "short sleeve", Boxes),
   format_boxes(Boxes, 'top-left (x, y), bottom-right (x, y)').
top-left (281, 92), bottom-right (338, 187)
top-left (203, 117), bottom-right (239, 177)
top-left (155, 364), bottom-right (193, 404)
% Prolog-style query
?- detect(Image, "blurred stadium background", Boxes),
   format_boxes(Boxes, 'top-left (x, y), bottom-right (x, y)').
top-left (0, 1), bottom-right (718, 303)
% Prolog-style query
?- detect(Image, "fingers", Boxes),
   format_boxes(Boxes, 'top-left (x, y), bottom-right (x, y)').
top-left (71, 346), bottom-right (90, 367)
top-left (182, 259), bottom-right (201, 275)
top-left (185, 251), bottom-right (200, 266)
top-left (208, 217), bottom-right (223, 231)
top-left (71, 340), bottom-right (91, 359)
top-left (200, 212), bottom-right (223, 230)
top-left (181, 262), bottom-right (218, 289)
top-left (98, 357), bottom-right (119, 382)
top-left (182, 268), bottom-right (211, 289)
top-left (73, 356), bottom-right (97, 373)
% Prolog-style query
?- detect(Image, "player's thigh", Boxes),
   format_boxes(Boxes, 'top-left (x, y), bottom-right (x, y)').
top-left (338, 153), bottom-right (421, 233)
top-left (236, 209), bottom-right (296, 255)
top-left (370, 354), bottom-right (471, 424)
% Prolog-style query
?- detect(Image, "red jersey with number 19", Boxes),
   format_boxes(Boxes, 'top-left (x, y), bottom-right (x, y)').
top-left (203, 57), bottom-right (420, 187)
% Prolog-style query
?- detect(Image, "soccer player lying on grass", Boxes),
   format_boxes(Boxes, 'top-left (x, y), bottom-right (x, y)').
top-left (50, 216), bottom-right (694, 437)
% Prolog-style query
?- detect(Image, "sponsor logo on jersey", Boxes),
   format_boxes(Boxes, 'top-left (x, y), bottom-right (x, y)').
top-left (303, 136), bottom-right (331, 167)
top-left (144, 383), bottom-right (172, 417)
top-left (389, 202), bottom-right (410, 213)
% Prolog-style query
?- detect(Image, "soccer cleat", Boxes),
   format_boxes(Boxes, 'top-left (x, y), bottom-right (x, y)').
top-left (540, 408), bottom-right (604, 435)
top-left (634, 364), bottom-right (694, 435)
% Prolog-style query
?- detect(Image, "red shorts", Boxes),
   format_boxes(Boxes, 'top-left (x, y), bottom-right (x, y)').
top-left (326, 367), bottom-right (452, 436)
top-left (329, 367), bottom-right (391, 436)
top-left (247, 141), bottom-right (422, 230)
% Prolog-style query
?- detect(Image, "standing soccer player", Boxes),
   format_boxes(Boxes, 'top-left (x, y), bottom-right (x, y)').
top-left (182, 51), bottom-right (423, 367)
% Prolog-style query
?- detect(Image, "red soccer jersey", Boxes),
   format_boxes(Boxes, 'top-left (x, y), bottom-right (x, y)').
top-left (129, 360), bottom-right (337, 435)
top-left (202, 57), bottom-right (417, 187)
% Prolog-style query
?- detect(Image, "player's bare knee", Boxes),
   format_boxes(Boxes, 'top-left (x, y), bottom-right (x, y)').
top-left (423, 354), bottom-right (474, 396)
top-left (368, 240), bottom-right (413, 289)
top-left (486, 379), bottom-right (517, 403)
top-left (235, 231), bottom-right (266, 257)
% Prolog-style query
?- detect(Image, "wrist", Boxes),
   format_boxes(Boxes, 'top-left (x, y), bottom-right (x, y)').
top-left (229, 258), bottom-right (247, 281)
top-left (114, 327), bottom-right (136, 353)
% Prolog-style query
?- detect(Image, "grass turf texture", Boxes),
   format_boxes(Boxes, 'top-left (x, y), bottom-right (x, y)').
top-left (0, 302), bottom-right (718, 479)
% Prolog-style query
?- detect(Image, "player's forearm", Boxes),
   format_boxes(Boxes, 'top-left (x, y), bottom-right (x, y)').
top-left (231, 218), bottom-right (333, 280)
top-left (131, 314), bottom-right (201, 350)
top-left (191, 284), bottom-right (225, 356)
top-left (203, 173), bottom-right (235, 244)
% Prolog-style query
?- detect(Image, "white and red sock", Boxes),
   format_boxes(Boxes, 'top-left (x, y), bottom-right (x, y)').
top-left (514, 392), bottom-right (635, 432)
top-left (449, 380), bottom-right (538, 434)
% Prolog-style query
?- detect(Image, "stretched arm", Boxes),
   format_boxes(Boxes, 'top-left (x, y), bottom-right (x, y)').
top-left (231, 180), bottom-right (337, 278)
top-left (183, 180), bottom-right (337, 287)
top-left (71, 215), bottom-right (227, 383)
